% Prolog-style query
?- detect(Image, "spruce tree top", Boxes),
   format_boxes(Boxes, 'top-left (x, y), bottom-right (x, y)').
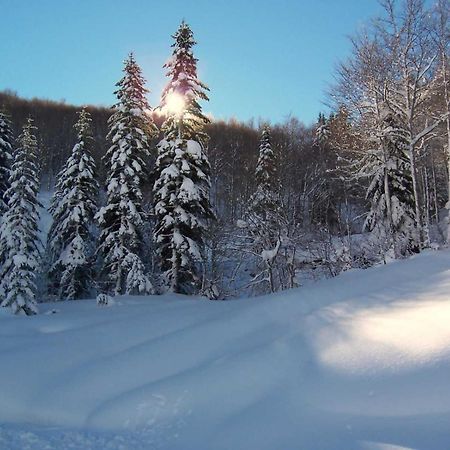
top-left (246, 125), bottom-right (282, 228)
top-left (161, 21), bottom-right (210, 143)
top-left (255, 126), bottom-right (277, 189)
top-left (104, 52), bottom-right (157, 197)
top-left (316, 114), bottom-right (330, 145)
top-left (3, 118), bottom-right (40, 223)
top-left (50, 108), bottom-right (96, 210)
top-left (114, 54), bottom-right (152, 119)
top-left (74, 107), bottom-right (93, 144)
top-left (48, 107), bottom-right (97, 239)
top-left (14, 118), bottom-right (40, 177)
top-left (7, 118), bottom-right (41, 222)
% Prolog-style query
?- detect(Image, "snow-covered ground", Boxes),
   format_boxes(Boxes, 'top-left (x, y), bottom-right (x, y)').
top-left (1, 249), bottom-right (450, 449)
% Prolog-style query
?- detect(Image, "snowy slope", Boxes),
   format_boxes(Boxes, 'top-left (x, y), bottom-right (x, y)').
top-left (1, 250), bottom-right (450, 449)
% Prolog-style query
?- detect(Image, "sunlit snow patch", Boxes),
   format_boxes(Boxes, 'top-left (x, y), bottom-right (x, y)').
top-left (315, 294), bottom-right (450, 374)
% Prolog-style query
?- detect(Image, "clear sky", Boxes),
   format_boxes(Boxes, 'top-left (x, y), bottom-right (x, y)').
top-left (0, 0), bottom-right (383, 125)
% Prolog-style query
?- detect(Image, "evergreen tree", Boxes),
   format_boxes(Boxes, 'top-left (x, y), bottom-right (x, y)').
top-left (244, 126), bottom-right (284, 293)
top-left (0, 118), bottom-right (41, 315)
top-left (315, 113), bottom-right (330, 145)
top-left (248, 127), bottom-right (281, 237)
top-left (47, 108), bottom-right (98, 300)
top-left (363, 108), bottom-right (419, 258)
top-left (154, 21), bottom-right (214, 294)
top-left (96, 53), bottom-right (157, 295)
top-left (0, 111), bottom-right (13, 215)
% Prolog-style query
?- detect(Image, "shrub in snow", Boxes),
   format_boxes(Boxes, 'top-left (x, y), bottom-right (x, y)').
top-left (0, 118), bottom-right (41, 315)
top-left (123, 253), bottom-right (154, 295)
top-left (96, 293), bottom-right (114, 306)
top-left (96, 53), bottom-right (157, 295)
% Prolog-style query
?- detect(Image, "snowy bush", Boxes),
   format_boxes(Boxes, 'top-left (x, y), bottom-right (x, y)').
top-left (96, 293), bottom-right (114, 307)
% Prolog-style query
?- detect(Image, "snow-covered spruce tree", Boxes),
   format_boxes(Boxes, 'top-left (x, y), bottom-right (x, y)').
top-left (0, 118), bottom-right (41, 315)
top-left (315, 113), bottom-right (330, 146)
top-left (154, 21), bottom-right (214, 294)
top-left (96, 53), bottom-right (157, 295)
top-left (244, 126), bottom-right (284, 294)
top-left (47, 108), bottom-right (98, 300)
top-left (0, 111), bottom-right (13, 215)
top-left (363, 108), bottom-right (419, 259)
top-left (159, 21), bottom-right (210, 143)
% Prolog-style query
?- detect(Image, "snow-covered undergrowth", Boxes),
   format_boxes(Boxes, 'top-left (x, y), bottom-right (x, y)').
top-left (1, 250), bottom-right (450, 449)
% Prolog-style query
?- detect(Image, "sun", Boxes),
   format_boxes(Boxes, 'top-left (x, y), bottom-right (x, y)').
top-left (165, 91), bottom-right (185, 116)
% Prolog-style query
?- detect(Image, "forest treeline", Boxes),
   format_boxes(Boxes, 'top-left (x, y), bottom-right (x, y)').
top-left (0, 89), bottom-right (368, 226)
top-left (0, 89), bottom-right (365, 231)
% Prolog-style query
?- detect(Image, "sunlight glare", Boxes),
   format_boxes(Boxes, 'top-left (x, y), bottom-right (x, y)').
top-left (165, 92), bottom-right (185, 116)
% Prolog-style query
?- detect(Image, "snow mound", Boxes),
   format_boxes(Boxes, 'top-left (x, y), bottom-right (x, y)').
top-left (1, 249), bottom-right (450, 449)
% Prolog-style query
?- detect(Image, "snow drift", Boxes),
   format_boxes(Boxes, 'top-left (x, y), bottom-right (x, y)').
top-left (1, 249), bottom-right (450, 449)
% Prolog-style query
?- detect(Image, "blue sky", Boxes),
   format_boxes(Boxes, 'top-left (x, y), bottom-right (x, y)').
top-left (1, 0), bottom-right (382, 125)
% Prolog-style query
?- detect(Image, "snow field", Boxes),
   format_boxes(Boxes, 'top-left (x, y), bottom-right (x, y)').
top-left (1, 249), bottom-right (450, 449)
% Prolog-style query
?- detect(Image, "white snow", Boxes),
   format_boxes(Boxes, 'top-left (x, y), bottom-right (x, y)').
top-left (1, 249), bottom-right (450, 449)
top-left (186, 139), bottom-right (202, 157)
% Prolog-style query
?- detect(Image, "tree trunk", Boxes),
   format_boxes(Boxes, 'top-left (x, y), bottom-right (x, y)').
top-left (408, 143), bottom-right (423, 246)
